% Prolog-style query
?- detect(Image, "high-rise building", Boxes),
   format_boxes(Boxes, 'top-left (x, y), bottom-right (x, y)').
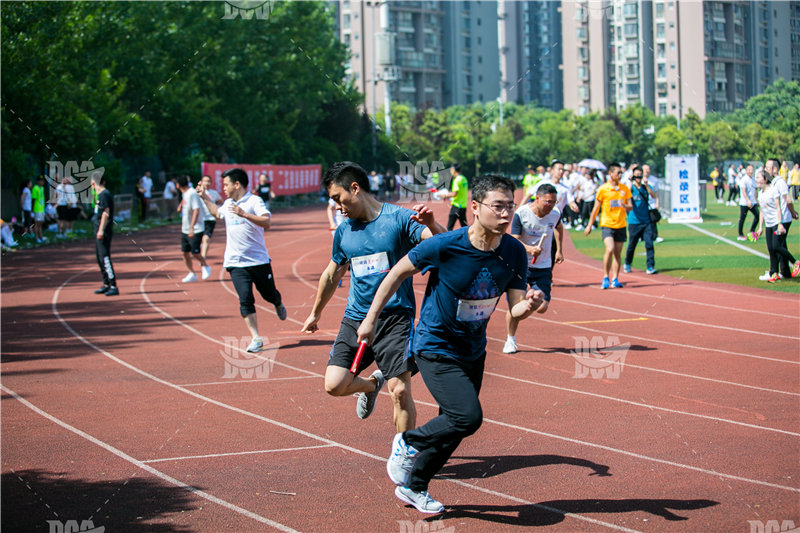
top-left (610, 0), bottom-right (654, 112)
top-left (561, 1), bottom-right (613, 115)
top-left (339, 1), bottom-right (445, 113)
top-left (442, 1), bottom-right (500, 106)
top-left (337, 0), bottom-right (502, 113)
top-left (498, 1), bottom-right (563, 110)
top-left (745, 1), bottom-right (796, 97)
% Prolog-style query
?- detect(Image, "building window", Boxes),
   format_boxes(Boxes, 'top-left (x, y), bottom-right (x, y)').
top-left (624, 42), bottom-right (639, 57)
top-left (656, 3), bottom-right (664, 18)
top-left (657, 23), bottom-right (665, 39)
top-left (627, 83), bottom-right (640, 96)
top-left (658, 63), bottom-right (666, 78)
top-left (659, 103), bottom-right (667, 116)
top-left (625, 23), bottom-right (638, 38)
top-left (577, 27), bottom-right (587, 40)
top-left (623, 3), bottom-right (637, 17)
top-left (657, 43), bottom-right (665, 58)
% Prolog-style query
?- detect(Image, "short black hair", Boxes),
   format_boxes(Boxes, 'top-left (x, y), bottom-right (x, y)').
top-left (451, 162), bottom-right (462, 173)
top-left (323, 161), bottom-right (370, 192)
top-left (536, 183), bottom-right (557, 197)
top-left (550, 158), bottom-right (564, 167)
top-left (472, 174), bottom-right (515, 203)
top-left (222, 168), bottom-right (249, 188)
top-left (177, 175), bottom-right (190, 188)
top-left (607, 162), bottom-right (621, 174)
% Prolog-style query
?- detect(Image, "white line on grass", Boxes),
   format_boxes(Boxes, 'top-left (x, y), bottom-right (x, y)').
top-left (680, 223), bottom-right (769, 259)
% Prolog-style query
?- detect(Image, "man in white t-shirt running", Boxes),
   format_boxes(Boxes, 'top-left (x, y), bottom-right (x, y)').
top-left (178, 175), bottom-right (211, 283)
top-left (198, 168), bottom-right (287, 352)
top-left (199, 175), bottom-right (223, 261)
top-left (503, 183), bottom-right (563, 354)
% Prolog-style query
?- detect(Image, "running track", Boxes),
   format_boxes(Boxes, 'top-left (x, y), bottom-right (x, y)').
top-left (2, 198), bottom-right (798, 532)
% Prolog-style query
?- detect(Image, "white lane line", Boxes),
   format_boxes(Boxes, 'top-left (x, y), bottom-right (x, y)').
top-left (0, 385), bottom-right (300, 533)
top-left (556, 296), bottom-right (798, 341)
top-left (519, 311), bottom-right (798, 366)
top-left (681, 223), bottom-right (770, 259)
top-left (52, 273), bottom-right (641, 532)
top-left (179, 376), bottom-right (317, 388)
top-left (553, 275), bottom-right (778, 318)
top-left (563, 256), bottom-right (789, 303)
top-left (485, 334), bottom-right (800, 398)
top-left (140, 262), bottom-right (319, 377)
top-left (142, 444), bottom-right (337, 464)
top-left (133, 266), bottom-right (800, 493)
top-left (483, 371), bottom-right (799, 437)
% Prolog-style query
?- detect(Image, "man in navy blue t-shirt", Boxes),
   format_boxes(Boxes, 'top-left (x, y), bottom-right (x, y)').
top-left (357, 174), bottom-right (544, 514)
top-left (302, 161), bottom-right (444, 434)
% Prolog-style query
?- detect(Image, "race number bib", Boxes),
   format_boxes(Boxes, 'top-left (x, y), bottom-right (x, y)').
top-left (351, 251), bottom-right (390, 277)
top-left (609, 199), bottom-right (621, 208)
top-left (456, 297), bottom-right (499, 322)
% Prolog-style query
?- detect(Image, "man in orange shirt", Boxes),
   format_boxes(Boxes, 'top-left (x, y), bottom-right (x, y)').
top-left (584, 163), bottom-right (632, 289)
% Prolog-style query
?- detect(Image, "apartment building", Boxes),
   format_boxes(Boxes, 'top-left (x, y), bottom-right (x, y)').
top-left (499, 1), bottom-right (563, 110)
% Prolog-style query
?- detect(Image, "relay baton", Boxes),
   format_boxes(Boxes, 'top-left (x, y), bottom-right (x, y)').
top-left (350, 340), bottom-right (368, 374)
top-left (530, 233), bottom-right (548, 265)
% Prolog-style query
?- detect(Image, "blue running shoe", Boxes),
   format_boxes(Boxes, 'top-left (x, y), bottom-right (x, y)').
top-left (601, 277), bottom-right (610, 289)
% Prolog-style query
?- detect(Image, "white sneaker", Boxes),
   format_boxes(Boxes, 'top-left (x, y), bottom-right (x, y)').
top-left (502, 337), bottom-right (517, 354)
top-left (246, 337), bottom-right (263, 352)
top-left (356, 369), bottom-right (385, 419)
top-left (394, 486), bottom-right (444, 514)
top-left (201, 265), bottom-right (212, 280)
top-left (655, 237), bottom-right (664, 243)
top-left (575, 224), bottom-right (584, 231)
top-left (387, 433), bottom-right (419, 486)
top-left (182, 272), bottom-right (198, 283)
top-left (758, 271), bottom-right (772, 281)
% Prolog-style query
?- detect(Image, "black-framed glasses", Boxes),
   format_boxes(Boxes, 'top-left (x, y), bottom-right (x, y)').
top-left (477, 201), bottom-right (516, 215)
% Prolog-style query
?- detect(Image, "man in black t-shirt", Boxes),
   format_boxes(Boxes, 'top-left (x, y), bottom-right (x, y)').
top-left (91, 173), bottom-right (119, 296)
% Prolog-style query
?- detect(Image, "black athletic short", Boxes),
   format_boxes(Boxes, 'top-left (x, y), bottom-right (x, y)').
top-left (601, 226), bottom-right (627, 242)
top-left (329, 313), bottom-right (417, 380)
top-left (181, 232), bottom-right (203, 254)
top-left (203, 219), bottom-right (216, 237)
top-left (527, 267), bottom-right (553, 302)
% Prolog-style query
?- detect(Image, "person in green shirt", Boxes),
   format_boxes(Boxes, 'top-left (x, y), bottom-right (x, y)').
top-left (31, 176), bottom-right (47, 243)
top-left (522, 165), bottom-right (540, 204)
top-left (440, 163), bottom-right (469, 230)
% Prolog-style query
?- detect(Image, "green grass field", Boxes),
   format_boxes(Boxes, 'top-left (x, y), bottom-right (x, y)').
top-left (569, 191), bottom-right (800, 294)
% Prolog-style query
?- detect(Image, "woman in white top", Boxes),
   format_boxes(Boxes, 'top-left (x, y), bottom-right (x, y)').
top-left (755, 171), bottom-right (799, 282)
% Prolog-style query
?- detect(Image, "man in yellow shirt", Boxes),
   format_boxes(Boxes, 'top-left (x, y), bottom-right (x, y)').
top-left (789, 162), bottom-right (800, 201)
top-left (584, 163), bottom-right (632, 289)
top-left (522, 165), bottom-right (539, 203)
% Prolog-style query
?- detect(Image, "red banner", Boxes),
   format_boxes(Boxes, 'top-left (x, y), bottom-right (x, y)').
top-left (200, 163), bottom-right (322, 197)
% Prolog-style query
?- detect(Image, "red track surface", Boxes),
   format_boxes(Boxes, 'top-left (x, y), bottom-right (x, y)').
top-left (2, 197), bottom-right (798, 532)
